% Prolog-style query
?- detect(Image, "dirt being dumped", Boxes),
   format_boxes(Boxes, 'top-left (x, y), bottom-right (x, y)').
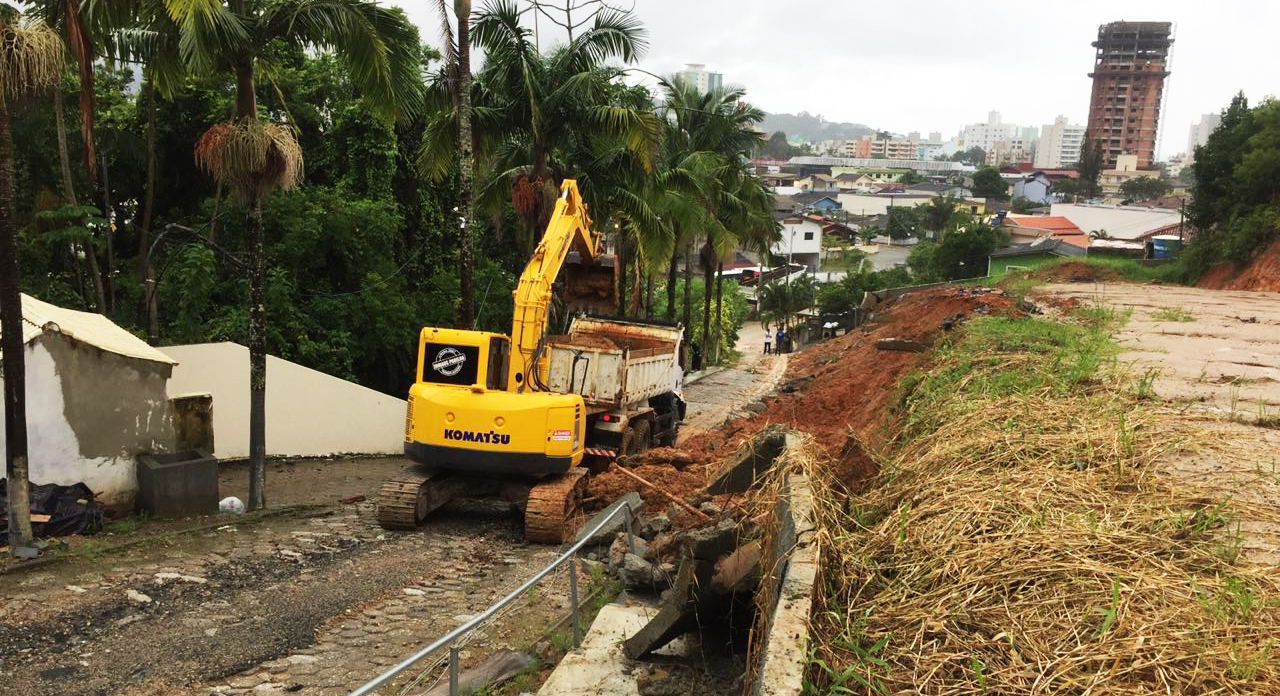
top-left (1198, 237), bottom-right (1280, 292)
top-left (584, 286), bottom-right (1020, 514)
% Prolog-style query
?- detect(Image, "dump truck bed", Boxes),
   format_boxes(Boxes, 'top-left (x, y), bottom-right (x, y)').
top-left (545, 317), bottom-right (682, 411)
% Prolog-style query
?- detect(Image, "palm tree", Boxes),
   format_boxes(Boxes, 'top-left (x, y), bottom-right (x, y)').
top-left (1, 12), bottom-right (63, 554)
top-left (417, 0), bottom-right (654, 256)
top-left (658, 78), bottom-right (773, 365)
top-left (174, 0), bottom-right (422, 510)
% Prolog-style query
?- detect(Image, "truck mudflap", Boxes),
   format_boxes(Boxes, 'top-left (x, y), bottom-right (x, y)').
top-left (404, 441), bottom-right (574, 478)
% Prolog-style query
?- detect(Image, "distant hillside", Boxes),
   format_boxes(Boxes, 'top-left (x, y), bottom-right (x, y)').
top-left (760, 111), bottom-right (875, 144)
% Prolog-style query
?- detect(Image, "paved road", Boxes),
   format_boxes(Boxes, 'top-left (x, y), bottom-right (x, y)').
top-left (679, 322), bottom-right (787, 446)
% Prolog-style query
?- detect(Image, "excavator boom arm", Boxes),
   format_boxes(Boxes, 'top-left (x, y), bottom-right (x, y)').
top-left (507, 179), bottom-right (607, 392)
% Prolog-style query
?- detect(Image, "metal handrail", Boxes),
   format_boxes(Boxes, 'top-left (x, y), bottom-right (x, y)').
top-left (346, 498), bottom-right (637, 696)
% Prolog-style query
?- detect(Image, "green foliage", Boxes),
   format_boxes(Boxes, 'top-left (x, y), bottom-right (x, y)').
top-left (1010, 196), bottom-right (1042, 213)
top-left (815, 266), bottom-right (912, 315)
top-left (652, 276), bottom-right (749, 357)
top-left (971, 166), bottom-right (1007, 199)
top-left (756, 130), bottom-right (805, 159)
top-left (907, 223), bottom-right (1006, 282)
top-left (897, 170), bottom-right (924, 185)
top-left (885, 205), bottom-right (921, 239)
top-left (945, 146), bottom-right (986, 167)
top-left (1151, 306), bottom-right (1195, 322)
top-left (759, 274), bottom-right (817, 329)
top-left (1119, 176), bottom-right (1170, 202)
top-left (1075, 135), bottom-right (1105, 198)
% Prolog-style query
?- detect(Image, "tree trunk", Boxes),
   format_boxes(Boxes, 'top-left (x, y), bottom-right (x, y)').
top-left (644, 272), bottom-right (653, 318)
top-left (0, 106), bottom-right (35, 551)
top-left (700, 243), bottom-right (713, 365)
top-left (713, 261), bottom-right (724, 365)
top-left (665, 245), bottom-right (677, 322)
top-left (681, 240), bottom-right (692, 336)
top-left (616, 236), bottom-right (628, 316)
top-left (455, 9), bottom-right (476, 327)
top-left (628, 246), bottom-right (642, 317)
top-left (100, 150), bottom-right (113, 312)
top-left (246, 196), bottom-right (267, 511)
top-left (53, 88), bottom-right (97, 310)
top-left (141, 79), bottom-right (159, 344)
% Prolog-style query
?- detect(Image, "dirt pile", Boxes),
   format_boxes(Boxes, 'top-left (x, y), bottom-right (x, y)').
top-left (1029, 259), bottom-right (1123, 283)
top-left (1197, 237), bottom-right (1280, 292)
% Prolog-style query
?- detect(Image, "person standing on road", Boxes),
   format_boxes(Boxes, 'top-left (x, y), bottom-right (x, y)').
top-left (775, 327), bottom-right (784, 355)
top-left (764, 331), bottom-right (772, 354)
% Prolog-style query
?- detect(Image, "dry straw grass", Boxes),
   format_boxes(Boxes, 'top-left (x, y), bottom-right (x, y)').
top-left (804, 375), bottom-right (1280, 693)
top-left (0, 16), bottom-right (63, 105)
top-left (195, 119), bottom-right (303, 200)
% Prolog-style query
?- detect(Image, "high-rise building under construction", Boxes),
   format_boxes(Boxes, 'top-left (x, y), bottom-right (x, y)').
top-left (1086, 21), bottom-right (1173, 168)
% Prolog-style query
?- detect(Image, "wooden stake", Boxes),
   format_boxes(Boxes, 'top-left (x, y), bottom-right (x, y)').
top-left (613, 465), bottom-right (712, 522)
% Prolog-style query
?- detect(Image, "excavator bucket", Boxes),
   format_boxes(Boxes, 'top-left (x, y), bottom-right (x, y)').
top-left (563, 253), bottom-right (618, 315)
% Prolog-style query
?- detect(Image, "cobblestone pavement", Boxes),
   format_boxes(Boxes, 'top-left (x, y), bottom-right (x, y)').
top-left (679, 322), bottom-right (788, 445)
top-left (0, 498), bottom-right (565, 696)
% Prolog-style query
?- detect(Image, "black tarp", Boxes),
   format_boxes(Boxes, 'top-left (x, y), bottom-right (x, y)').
top-left (0, 480), bottom-right (104, 537)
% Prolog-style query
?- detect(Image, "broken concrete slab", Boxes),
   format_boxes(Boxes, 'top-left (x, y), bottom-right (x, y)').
top-left (538, 601), bottom-right (687, 696)
top-left (684, 519), bottom-right (738, 561)
top-left (705, 425), bottom-right (788, 495)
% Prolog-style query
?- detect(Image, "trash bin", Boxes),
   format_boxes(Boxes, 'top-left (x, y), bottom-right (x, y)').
top-left (136, 449), bottom-right (219, 518)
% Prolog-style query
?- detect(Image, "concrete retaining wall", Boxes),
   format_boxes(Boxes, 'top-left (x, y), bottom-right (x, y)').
top-left (749, 434), bottom-right (818, 696)
top-left (162, 342), bottom-right (406, 459)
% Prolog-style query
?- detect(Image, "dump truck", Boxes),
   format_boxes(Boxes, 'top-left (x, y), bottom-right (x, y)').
top-left (377, 180), bottom-right (685, 542)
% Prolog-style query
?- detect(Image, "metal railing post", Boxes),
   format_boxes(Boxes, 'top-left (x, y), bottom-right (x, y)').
top-left (569, 554), bottom-right (581, 647)
top-left (448, 644), bottom-right (459, 696)
top-left (344, 500), bottom-right (632, 696)
top-left (623, 506), bottom-right (636, 555)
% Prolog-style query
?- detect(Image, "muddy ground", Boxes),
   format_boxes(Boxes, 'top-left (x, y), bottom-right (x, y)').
top-left (1036, 282), bottom-right (1280, 414)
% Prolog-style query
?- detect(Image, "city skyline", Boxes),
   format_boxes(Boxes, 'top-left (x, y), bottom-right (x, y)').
top-left (399, 0), bottom-right (1277, 161)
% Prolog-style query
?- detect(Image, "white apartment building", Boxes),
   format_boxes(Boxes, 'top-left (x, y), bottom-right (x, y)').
top-left (1186, 113), bottom-right (1221, 161)
top-left (961, 111), bottom-right (1023, 153)
top-left (677, 63), bottom-right (722, 93)
top-left (1035, 116), bottom-right (1087, 169)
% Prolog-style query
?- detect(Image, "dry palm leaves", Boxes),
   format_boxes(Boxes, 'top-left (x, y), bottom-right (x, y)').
top-left (0, 16), bottom-right (63, 105)
top-left (195, 119), bottom-right (303, 201)
top-left (803, 388), bottom-right (1280, 695)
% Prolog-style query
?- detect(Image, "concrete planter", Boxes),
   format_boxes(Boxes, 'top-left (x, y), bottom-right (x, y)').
top-left (136, 449), bottom-right (219, 518)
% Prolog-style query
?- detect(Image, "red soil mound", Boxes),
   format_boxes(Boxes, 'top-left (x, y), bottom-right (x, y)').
top-left (1197, 238), bottom-right (1280, 292)
top-left (584, 286), bottom-right (1019, 517)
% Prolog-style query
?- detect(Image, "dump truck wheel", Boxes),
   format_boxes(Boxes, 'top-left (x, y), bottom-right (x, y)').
top-left (620, 419), bottom-right (651, 457)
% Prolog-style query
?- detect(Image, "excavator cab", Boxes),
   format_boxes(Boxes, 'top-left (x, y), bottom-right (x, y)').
top-left (405, 327), bottom-right (585, 477)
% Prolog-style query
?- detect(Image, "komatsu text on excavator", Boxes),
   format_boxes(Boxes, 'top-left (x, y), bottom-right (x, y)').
top-left (377, 180), bottom-right (686, 542)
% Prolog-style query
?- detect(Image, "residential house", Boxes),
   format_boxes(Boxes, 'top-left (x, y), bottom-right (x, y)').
top-left (772, 214), bottom-right (824, 270)
top-left (988, 237), bottom-right (1085, 276)
top-left (833, 172), bottom-right (877, 193)
top-left (904, 181), bottom-right (974, 198)
top-left (760, 171), bottom-right (798, 188)
top-left (0, 294), bottom-right (179, 509)
top-left (830, 166), bottom-right (910, 183)
top-left (795, 173), bottom-right (837, 192)
top-left (1012, 169), bottom-right (1080, 204)
top-left (1001, 214), bottom-right (1090, 249)
top-left (1100, 154), bottom-right (1157, 199)
top-left (792, 191), bottom-right (842, 213)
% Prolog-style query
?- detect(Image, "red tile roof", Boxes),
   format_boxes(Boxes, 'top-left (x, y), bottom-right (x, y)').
top-left (1003, 215), bottom-right (1083, 233)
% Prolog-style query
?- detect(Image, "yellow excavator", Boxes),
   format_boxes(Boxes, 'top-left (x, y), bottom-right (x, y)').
top-left (378, 180), bottom-right (685, 541)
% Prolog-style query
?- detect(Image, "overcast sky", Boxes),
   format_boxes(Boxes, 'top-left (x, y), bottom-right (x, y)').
top-left (398, 0), bottom-right (1278, 160)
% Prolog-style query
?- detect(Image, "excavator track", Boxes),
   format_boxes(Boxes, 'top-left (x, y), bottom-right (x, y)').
top-left (524, 468), bottom-right (590, 544)
top-left (377, 472), bottom-right (433, 530)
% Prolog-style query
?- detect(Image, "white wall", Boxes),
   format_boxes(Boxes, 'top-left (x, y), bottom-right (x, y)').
top-left (0, 343), bottom-right (138, 506)
top-left (163, 342), bottom-right (406, 459)
top-left (1051, 203), bottom-right (1181, 240)
top-left (771, 219), bottom-right (823, 260)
